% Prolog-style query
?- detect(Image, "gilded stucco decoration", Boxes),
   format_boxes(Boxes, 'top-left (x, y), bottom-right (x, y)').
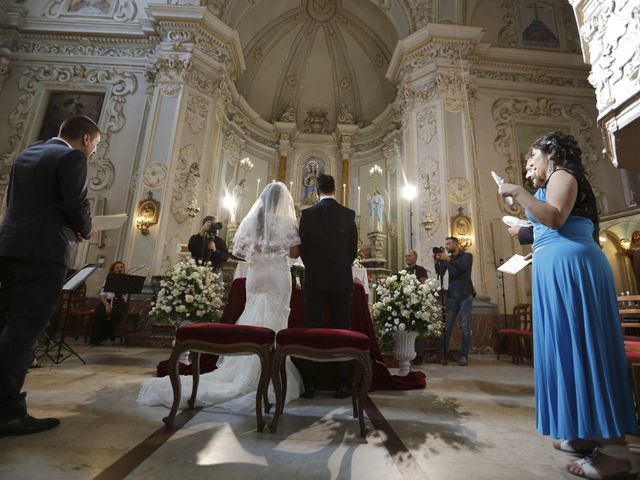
top-left (491, 97), bottom-right (603, 214)
top-left (1, 64), bottom-right (136, 189)
top-left (185, 94), bottom-right (209, 135)
top-left (448, 177), bottom-right (472, 203)
top-left (170, 144), bottom-right (202, 224)
top-left (44, 0), bottom-right (137, 22)
top-left (143, 163), bottom-right (168, 189)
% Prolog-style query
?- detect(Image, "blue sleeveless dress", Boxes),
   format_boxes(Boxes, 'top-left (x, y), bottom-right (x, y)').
top-left (528, 171), bottom-right (638, 440)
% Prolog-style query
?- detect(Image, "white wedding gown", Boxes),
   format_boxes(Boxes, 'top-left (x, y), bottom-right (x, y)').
top-left (137, 254), bottom-right (302, 411)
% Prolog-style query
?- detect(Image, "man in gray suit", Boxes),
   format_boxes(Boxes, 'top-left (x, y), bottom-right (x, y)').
top-left (0, 115), bottom-right (97, 437)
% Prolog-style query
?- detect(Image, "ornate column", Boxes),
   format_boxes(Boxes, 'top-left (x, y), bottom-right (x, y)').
top-left (124, 5), bottom-right (246, 274)
top-left (387, 24), bottom-right (486, 289)
top-left (274, 121), bottom-right (295, 183)
top-left (337, 124), bottom-right (358, 206)
top-left (0, 57), bottom-right (10, 95)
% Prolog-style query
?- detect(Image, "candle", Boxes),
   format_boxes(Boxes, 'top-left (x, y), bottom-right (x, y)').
top-left (357, 186), bottom-right (361, 215)
top-left (289, 181), bottom-right (293, 192)
top-left (342, 183), bottom-right (346, 205)
top-left (256, 178), bottom-right (260, 197)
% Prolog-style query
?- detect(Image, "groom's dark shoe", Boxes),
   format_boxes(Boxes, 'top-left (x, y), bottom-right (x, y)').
top-left (0, 415), bottom-right (60, 437)
top-left (301, 381), bottom-right (315, 399)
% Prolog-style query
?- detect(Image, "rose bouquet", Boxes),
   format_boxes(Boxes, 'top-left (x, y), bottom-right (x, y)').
top-left (372, 270), bottom-right (444, 351)
top-left (149, 257), bottom-right (225, 326)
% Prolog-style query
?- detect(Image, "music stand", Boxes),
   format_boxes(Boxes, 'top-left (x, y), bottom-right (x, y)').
top-left (36, 264), bottom-right (98, 365)
top-left (103, 273), bottom-right (145, 296)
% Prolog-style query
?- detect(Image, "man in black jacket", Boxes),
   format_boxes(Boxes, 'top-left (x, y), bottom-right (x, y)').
top-left (299, 174), bottom-right (358, 399)
top-left (0, 115), bottom-right (96, 437)
top-left (188, 215), bottom-right (229, 273)
top-left (434, 237), bottom-right (474, 366)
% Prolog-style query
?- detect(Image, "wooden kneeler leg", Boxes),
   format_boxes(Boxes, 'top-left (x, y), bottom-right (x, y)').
top-left (189, 351), bottom-right (201, 410)
top-left (269, 349), bottom-right (286, 433)
top-left (162, 344), bottom-right (184, 426)
top-left (255, 347), bottom-right (271, 432)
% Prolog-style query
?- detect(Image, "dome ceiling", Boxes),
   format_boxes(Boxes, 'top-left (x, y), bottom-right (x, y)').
top-left (232, 0), bottom-right (399, 132)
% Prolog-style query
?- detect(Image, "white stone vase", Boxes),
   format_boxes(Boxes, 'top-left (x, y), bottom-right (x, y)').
top-left (393, 330), bottom-right (418, 376)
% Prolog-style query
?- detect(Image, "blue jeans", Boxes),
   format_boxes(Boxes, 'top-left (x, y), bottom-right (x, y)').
top-left (439, 294), bottom-right (473, 358)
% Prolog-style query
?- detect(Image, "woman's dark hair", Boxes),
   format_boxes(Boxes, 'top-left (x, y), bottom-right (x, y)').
top-left (108, 261), bottom-right (125, 273)
top-left (532, 131), bottom-right (583, 173)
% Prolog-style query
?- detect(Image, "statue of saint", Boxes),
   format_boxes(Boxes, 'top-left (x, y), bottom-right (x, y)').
top-left (367, 189), bottom-right (384, 232)
top-left (302, 160), bottom-right (320, 204)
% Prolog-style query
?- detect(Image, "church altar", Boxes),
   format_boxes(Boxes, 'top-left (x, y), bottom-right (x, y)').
top-left (233, 262), bottom-right (370, 296)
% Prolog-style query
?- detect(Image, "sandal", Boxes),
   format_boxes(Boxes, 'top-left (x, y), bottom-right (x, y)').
top-left (567, 448), bottom-right (637, 480)
top-left (553, 439), bottom-right (600, 456)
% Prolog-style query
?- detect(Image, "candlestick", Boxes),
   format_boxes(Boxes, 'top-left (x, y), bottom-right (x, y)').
top-left (357, 186), bottom-right (361, 216)
top-left (342, 183), bottom-right (346, 205)
top-left (256, 178), bottom-right (260, 198)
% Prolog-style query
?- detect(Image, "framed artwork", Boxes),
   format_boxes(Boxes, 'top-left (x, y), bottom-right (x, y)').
top-left (515, 124), bottom-right (567, 193)
top-left (67, 0), bottom-right (115, 15)
top-left (37, 92), bottom-right (105, 141)
top-left (517, 0), bottom-right (560, 49)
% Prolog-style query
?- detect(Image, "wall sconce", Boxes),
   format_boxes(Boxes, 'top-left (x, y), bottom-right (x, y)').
top-left (136, 191), bottom-right (160, 235)
top-left (452, 206), bottom-right (473, 249)
top-left (422, 210), bottom-right (435, 232)
top-left (621, 238), bottom-right (631, 252)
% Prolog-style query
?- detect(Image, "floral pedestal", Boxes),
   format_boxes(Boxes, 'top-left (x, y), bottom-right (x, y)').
top-left (393, 330), bottom-right (418, 376)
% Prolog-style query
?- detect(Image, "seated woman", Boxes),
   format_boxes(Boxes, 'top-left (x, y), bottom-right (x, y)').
top-left (89, 261), bottom-right (128, 346)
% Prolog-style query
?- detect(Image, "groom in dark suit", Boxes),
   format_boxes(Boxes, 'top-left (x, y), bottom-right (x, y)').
top-left (299, 174), bottom-right (358, 399)
top-left (0, 115), bottom-right (97, 437)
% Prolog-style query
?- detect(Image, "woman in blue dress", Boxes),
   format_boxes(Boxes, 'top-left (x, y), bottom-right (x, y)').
top-left (499, 132), bottom-right (638, 479)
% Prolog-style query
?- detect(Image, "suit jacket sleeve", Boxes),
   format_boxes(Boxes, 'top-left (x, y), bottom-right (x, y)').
top-left (444, 252), bottom-right (473, 279)
top-left (349, 211), bottom-right (357, 263)
top-left (518, 226), bottom-right (534, 245)
top-left (58, 150), bottom-right (91, 238)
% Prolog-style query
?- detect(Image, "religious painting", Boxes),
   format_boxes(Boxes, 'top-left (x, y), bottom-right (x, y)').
top-left (67, 0), bottom-right (115, 15)
top-left (517, 0), bottom-right (560, 49)
top-left (515, 124), bottom-right (566, 194)
top-left (37, 92), bottom-right (105, 141)
top-left (300, 155), bottom-right (326, 205)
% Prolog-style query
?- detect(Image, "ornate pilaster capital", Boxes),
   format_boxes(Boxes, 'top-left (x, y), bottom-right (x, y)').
top-left (274, 121), bottom-right (295, 154)
top-left (0, 57), bottom-right (10, 94)
top-left (221, 127), bottom-right (245, 161)
top-left (145, 53), bottom-right (192, 96)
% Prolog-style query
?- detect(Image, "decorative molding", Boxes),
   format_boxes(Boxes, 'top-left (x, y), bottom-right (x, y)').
top-left (304, 108), bottom-right (330, 134)
top-left (142, 162), bottom-right (168, 189)
top-left (161, 234), bottom-right (183, 271)
top-left (221, 127), bottom-right (244, 160)
top-left (471, 64), bottom-right (592, 89)
top-left (405, 0), bottom-right (435, 32)
top-left (185, 94), bottom-right (209, 135)
top-left (170, 144), bottom-right (201, 224)
top-left (416, 106), bottom-right (437, 145)
top-left (0, 57), bottom-right (10, 94)
top-left (382, 137), bottom-right (401, 175)
top-left (497, 0), bottom-right (518, 48)
top-left (448, 177), bottom-right (471, 203)
top-left (43, 0), bottom-right (137, 22)
top-left (419, 155), bottom-right (441, 239)
top-left (145, 55), bottom-right (192, 96)
top-left (2, 64), bottom-right (137, 190)
top-left (337, 102), bottom-right (356, 125)
top-left (278, 101), bottom-right (295, 122)
top-left (491, 96), bottom-right (600, 214)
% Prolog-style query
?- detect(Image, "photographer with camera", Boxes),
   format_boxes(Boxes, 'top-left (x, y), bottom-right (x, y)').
top-left (433, 237), bottom-right (474, 366)
top-left (188, 215), bottom-right (229, 273)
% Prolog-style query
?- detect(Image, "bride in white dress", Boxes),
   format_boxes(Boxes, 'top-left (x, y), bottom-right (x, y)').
top-left (137, 182), bottom-right (303, 410)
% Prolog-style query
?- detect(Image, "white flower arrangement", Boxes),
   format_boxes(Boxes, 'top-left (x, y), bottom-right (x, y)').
top-left (372, 270), bottom-right (444, 350)
top-left (149, 257), bottom-right (225, 326)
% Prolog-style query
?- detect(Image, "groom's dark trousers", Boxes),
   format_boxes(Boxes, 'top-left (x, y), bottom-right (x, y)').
top-left (299, 197), bottom-right (358, 390)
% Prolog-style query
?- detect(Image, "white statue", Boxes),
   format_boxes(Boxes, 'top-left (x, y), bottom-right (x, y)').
top-left (367, 189), bottom-right (384, 232)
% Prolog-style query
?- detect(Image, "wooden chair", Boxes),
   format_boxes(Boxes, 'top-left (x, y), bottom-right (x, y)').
top-left (270, 328), bottom-right (372, 438)
top-left (162, 322), bottom-right (275, 432)
top-left (494, 304), bottom-right (533, 364)
top-left (618, 295), bottom-right (640, 333)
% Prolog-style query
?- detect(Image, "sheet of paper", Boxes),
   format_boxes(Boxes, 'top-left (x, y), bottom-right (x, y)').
top-left (497, 254), bottom-right (532, 275)
top-left (93, 213), bottom-right (127, 231)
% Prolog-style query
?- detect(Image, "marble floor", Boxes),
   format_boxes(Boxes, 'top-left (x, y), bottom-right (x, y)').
top-left (0, 343), bottom-right (636, 479)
